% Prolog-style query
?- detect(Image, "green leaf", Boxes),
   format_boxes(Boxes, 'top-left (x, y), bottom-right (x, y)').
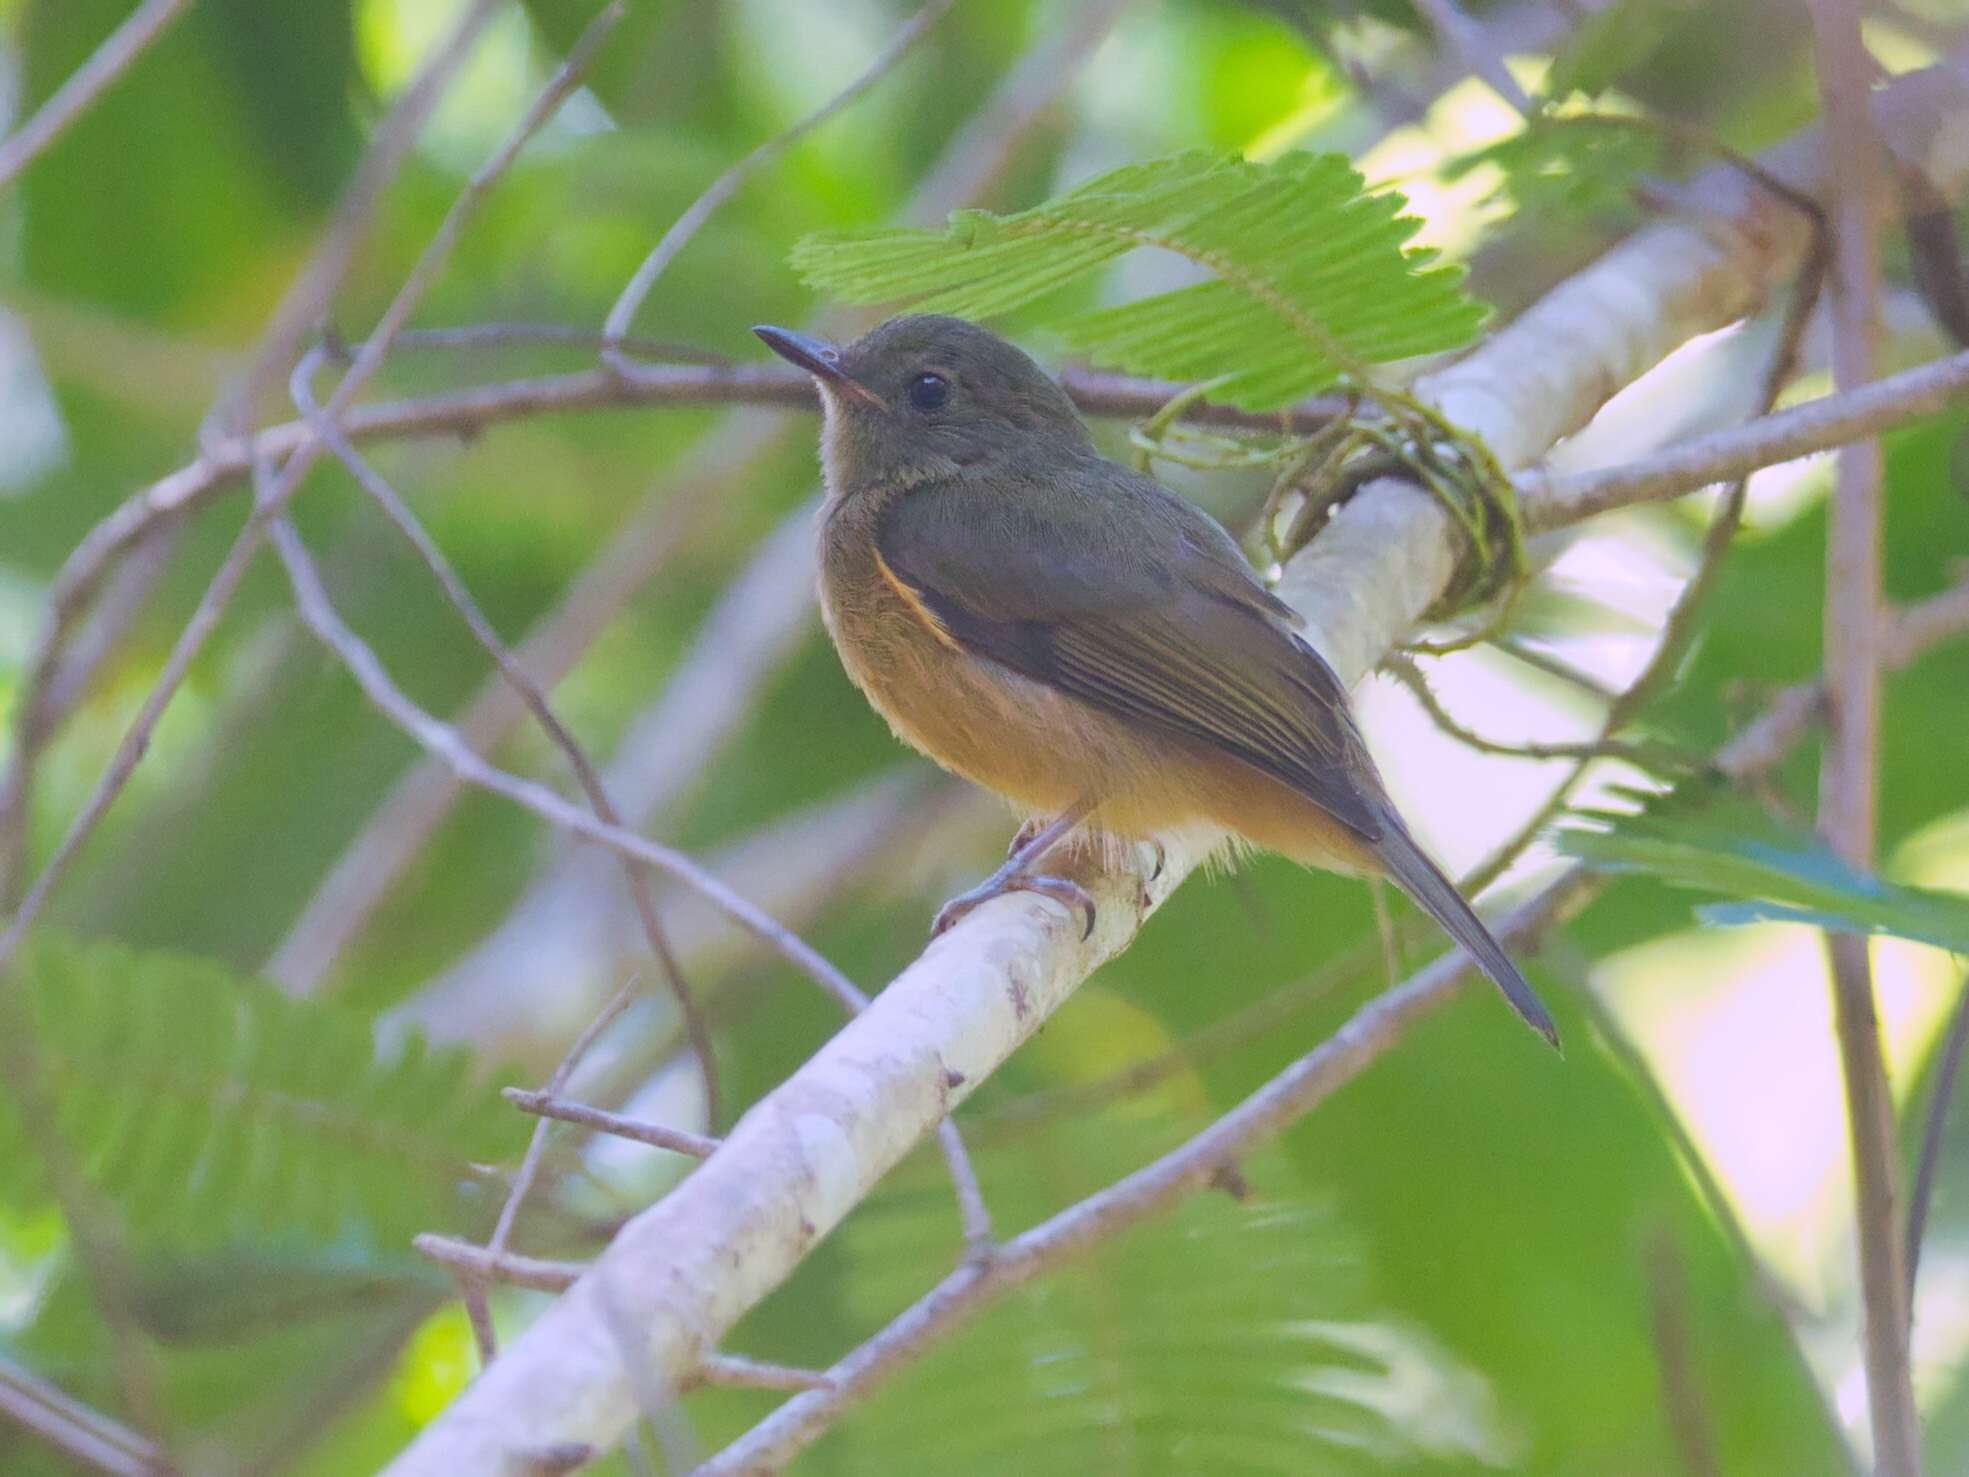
top-left (1559, 812), bottom-right (1969, 951)
top-left (791, 149), bottom-right (1487, 408)
top-left (762, 1118), bottom-right (1519, 1475)
top-left (1444, 115), bottom-right (1659, 222)
top-left (1544, 0), bottom-right (1696, 100)
top-left (0, 932), bottom-right (524, 1254)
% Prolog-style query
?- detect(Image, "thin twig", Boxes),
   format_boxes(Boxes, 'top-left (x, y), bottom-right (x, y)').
top-left (1523, 345), bottom-right (1969, 529)
top-left (489, 977), bottom-right (645, 1265)
top-left (0, 1353), bottom-right (164, 1477)
top-left (414, 1235), bottom-right (587, 1294)
top-left (1645, 1232), bottom-right (1723, 1477)
top-left (0, 0), bottom-right (624, 988)
top-left (265, 515), bottom-right (867, 1035)
top-left (1382, 654), bottom-right (1695, 772)
top-left (1906, 970), bottom-right (1969, 1297)
top-left (508, 1094), bottom-right (724, 1165)
top-left (599, 0), bottom-right (960, 366)
top-left (201, 0), bottom-right (503, 443)
top-left (694, 1355), bottom-right (832, 1394)
top-left (694, 872), bottom-right (1594, 1475)
top-left (1808, 5), bottom-right (1920, 1472)
top-left (275, 0), bottom-right (1133, 994)
top-left (291, 347), bottom-right (718, 1128)
top-left (263, 414), bottom-right (787, 992)
top-left (0, 0), bottom-right (191, 191)
top-left (504, 1089), bottom-right (721, 1159)
top-left (1411, 0), bottom-right (1534, 114)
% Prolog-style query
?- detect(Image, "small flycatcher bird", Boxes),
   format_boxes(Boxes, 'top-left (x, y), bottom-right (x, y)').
top-left (755, 315), bottom-right (1557, 1047)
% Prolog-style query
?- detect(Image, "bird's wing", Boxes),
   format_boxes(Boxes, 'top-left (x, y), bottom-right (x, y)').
top-left (876, 463), bottom-right (1386, 842)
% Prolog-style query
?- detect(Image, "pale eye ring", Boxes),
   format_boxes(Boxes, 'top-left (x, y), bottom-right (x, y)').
top-left (908, 371), bottom-right (949, 411)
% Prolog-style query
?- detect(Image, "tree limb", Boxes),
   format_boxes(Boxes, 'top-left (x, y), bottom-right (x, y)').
top-left (1808, 5), bottom-right (1919, 1472)
top-left (376, 58), bottom-right (1969, 1474)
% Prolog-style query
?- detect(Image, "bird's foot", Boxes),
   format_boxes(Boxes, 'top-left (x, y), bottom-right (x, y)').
top-left (1006, 817), bottom-right (1044, 858)
top-left (932, 869), bottom-right (1096, 940)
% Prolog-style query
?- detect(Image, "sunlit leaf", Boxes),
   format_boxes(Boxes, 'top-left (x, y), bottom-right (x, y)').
top-left (0, 932), bottom-right (524, 1253)
top-left (792, 150), bottom-right (1487, 408)
top-left (1560, 812), bottom-right (1969, 951)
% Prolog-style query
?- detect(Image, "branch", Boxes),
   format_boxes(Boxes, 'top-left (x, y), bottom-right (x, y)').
top-left (1520, 345), bottom-right (1969, 530)
top-left (691, 872), bottom-right (1594, 1475)
top-left (0, 0), bottom-right (190, 191)
top-left (1808, 6), bottom-right (1919, 1472)
top-left (0, 1353), bottom-right (163, 1477)
top-left (378, 59), bottom-right (1969, 1475)
top-left (600, 0), bottom-right (958, 364)
top-left (265, 0), bottom-right (1135, 995)
top-left (0, 2), bottom-right (624, 984)
top-left (202, 0), bottom-right (503, 441)
top-left (504, 1089), bottom-right (720, 1159)
top-left (291, 346), bottom-right (717, 1126)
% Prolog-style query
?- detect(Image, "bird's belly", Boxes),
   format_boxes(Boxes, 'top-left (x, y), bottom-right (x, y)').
top-left (818, 553), bottom-right (1376, 874)
top-left (822, 575), bottom-right (1091, 815)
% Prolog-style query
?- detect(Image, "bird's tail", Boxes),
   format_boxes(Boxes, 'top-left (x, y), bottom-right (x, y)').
top-left (1372, 822), bottom-right (1560, 1050)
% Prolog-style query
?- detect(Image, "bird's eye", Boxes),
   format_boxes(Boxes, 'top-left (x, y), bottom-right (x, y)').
top-left (908, 372), bottom-right (949, 411)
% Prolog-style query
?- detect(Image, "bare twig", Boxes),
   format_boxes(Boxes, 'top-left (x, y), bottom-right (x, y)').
top-left (336, 0), bottom-right (1134, 1021)
top-left (489, 977), bottom-right (645, 1267)
top-left (1808, 6), bottom-right (1919, 1474)
top-left (0, 0), bottom-right (624, 987)
top-left (692, 873), bottom-right (1593, 1476)
top-left (1411, 0), bottom-right (1534, 114)
top-left (291, 349), bottom-right (718, 1127)
top-left (0, 518), bottom-right (175, 908)
top-left (695, 1355), bottom-right (831, 1394)
top-left (902, 0), bottom-right (1135, 219)
top-left (505, 1089), bottom-right (721, 1159)
top-left (1646, 1233), bottom-right (1722, 1477)
top-left (0, 0), bottom-right (191, 191)
top-left (1382, 654), bottom-right (1695, 772)
top-left (202, 0), bottom-right (503, 442)
top-left (379, 61), bottom-right (1969, 1472)
top-left (265, 514), bottom-right (867, 1038)
top-left (1907, 970), bottom-right (1969, 1297)
top-left (264, 412), bottom-right (789, 992)
top-left (600, 0), bottom-right (959, 366)
top-left (0, 1353), bottom-right (163, 1477)
top-left (414, 1235), bottom-right (587, 1294)
top-left (1522, 345), bottom-right (1969, 529)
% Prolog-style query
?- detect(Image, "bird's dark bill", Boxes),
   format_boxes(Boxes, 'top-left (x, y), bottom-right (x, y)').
top-left (752, 325), bottom-right (886, 410)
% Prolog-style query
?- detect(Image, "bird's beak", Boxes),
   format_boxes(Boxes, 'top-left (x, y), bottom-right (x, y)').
top-left (752, 325), bottom-right (887, 412)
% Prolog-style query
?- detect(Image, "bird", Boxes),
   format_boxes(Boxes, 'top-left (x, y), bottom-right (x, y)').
top-left (754, 314), bottom-right (1558, 1048)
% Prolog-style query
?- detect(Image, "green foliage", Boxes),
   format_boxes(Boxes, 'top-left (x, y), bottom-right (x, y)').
top-left (743, 1119), bottom-right (1518, 1476)
top-left (1562, 810), bottom-right (1969, 952)
top-left (792, 150), bottom-right (1487, 408)
top-left (1444, 114), bottom-right (1658, 222)
top-left (1543, 0), bottom-right (1696, 101)
top-left (0, 932), bottom-right (523, 1254)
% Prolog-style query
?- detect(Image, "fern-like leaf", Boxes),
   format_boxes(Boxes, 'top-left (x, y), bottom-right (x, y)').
top-left (0, 932), bottom-right (522, 1254)
top-left (776, 1122), bottom-right (1518, 1475)
top-left (792, 150), bottom-right (1487, 409)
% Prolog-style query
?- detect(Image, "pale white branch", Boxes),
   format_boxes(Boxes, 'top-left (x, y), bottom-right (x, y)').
top-left (379, 58), bottom-right (1969, 1477)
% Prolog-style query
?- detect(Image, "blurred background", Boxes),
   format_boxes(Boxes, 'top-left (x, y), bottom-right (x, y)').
top-left (4, 0), bottom-right (1969, 1472)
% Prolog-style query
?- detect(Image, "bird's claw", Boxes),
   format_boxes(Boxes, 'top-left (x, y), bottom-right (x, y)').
top-left (1006, 817), bottom-right (1044, 858)
top-left (932, 872), bottom-right (1097, 940)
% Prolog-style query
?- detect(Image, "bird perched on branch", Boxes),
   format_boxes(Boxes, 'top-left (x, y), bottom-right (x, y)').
top-left (755, 314), bottom-right (1558, 1048)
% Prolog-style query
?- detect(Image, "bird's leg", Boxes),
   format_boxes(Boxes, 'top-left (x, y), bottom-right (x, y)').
top-left (934, 801), bottom-right (1096, 940)
top-left (1005, 816), bottom-right (1045, 858)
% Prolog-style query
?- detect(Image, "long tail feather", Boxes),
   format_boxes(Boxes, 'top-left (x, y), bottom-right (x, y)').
top-left (1372, 823), bottom-right (1560, 1050)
